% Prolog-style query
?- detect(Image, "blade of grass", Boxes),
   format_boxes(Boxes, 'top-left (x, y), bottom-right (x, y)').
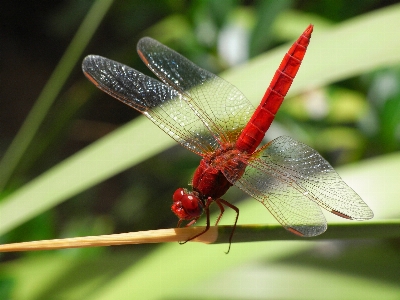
top-left (0, 117), bottom-right (173, 236)
top-left (15, 82), bottom-right (94, 175)
top-left (230, 3), bottom-right (400, 102)
top-left (87, 151), bottom-right (400, 300)
top-left (1, 3), bottom-right (400, 238)
top-left (0, 220), bottom-right (399, 252)
top-left (215, 220), bottom-right (400, 243)
top-left (0, 0), bottom-right (114, 191)
top-left (85, 5), bottom-right (400, 299)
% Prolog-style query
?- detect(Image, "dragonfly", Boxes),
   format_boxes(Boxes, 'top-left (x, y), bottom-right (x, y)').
top-left (82, 25), bottom-right (373, 251)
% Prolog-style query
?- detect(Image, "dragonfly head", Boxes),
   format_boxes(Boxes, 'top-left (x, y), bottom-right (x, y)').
top-left (172, 188), bottom-right (203, 220)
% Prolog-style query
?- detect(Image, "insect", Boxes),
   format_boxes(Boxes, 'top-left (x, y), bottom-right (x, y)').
top-left (82, 25), bottom-right (373, 251)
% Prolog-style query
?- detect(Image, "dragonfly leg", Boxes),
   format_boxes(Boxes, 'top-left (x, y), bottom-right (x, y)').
top-left (176, 219), bottom-right (183, 228)
top-left (214, 200), bottom-right (225, 225)
top-left (216, 199), bottom-right (239, 254)
top-left (184, 219), bottom-right (199, 227)
top-left (176, 217), bottom-right (198, 229)
top-left (179, 198), bottom-right (212, 245)
top-left (176, 217), bottom-right (200, 244)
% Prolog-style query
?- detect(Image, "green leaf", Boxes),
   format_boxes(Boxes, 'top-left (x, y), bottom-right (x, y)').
top-left (2, 3), bottom-right (400, 237)
top-left (0, 0), bottom-right (115, 190)
top-left (2, 3), bottom-right (400, 299)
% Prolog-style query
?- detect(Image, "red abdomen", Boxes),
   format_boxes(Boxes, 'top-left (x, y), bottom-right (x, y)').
top-left (235, 25), bottom-right (313, 154)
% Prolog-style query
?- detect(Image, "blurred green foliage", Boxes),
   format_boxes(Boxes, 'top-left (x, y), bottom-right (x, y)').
top-left (0, 0), bottom-right (400, 299)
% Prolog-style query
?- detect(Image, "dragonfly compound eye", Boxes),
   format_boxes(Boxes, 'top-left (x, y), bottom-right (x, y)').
top-left (172, 188), bottom-right (203, 220)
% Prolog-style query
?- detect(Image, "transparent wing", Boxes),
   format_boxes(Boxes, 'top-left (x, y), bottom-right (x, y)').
top-left (137, 37), bottom-right (255, 149)
top-left (225, 136), bottom-right (373, 236)
top-left (82, 55), bottom-right (219, 155)
top-left (230, 157), bottom-right (328, 237)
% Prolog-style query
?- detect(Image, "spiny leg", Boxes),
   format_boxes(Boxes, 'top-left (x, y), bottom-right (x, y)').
top-left (214, 199), bottom-right (225, 225)
top-left (179, 198), bottom-right (212, 244)
top-left (216, 199), bottom-right (239, 254)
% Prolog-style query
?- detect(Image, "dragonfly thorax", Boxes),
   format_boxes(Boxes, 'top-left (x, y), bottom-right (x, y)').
top-left (192, 148), bottom-right (249, 197)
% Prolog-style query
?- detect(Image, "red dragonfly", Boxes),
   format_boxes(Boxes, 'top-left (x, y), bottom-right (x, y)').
top-left (82, 25), bottom-right (373, 249)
